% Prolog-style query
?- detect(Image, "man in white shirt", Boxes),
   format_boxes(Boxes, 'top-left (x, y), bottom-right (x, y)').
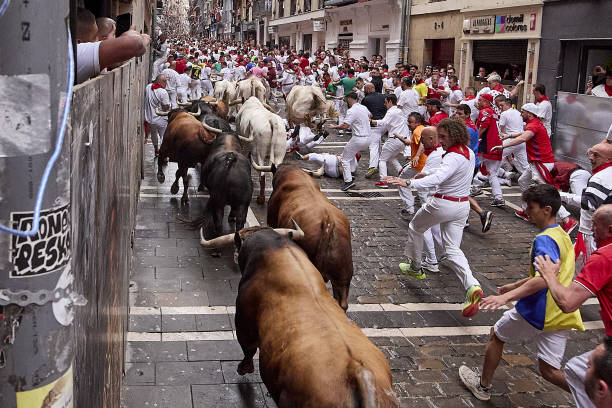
top-left (177, 67), bottom-right (193, 104)
top-left (446, 86), bottom-right (479, 123)
top-left (496, 95), bottom-right (529, 175)
top-left (220, 62), bottom-right (233, 81)
top-left (152, 34), bottom-right (169, 80)
top-left (397, 77), bottom-right (420, 118)
top-left (301, 67), bottom-right (317, 87)
top-left (386, 118), bottom-right (483, 318)
top-left (477, 74), bottom-right (510, 115)
top-left (439, 76), bottom-right (463, 116)
top-left (330, 92), bottom-right (372, 191)
top-left (161, 63), bottom-right (180, 108)
top-left (200, 64), bottom-right (214, 96)
top-left (534, 83), bottom-right (553, 137)
top-left (143, 75), bottom-right (170, 156)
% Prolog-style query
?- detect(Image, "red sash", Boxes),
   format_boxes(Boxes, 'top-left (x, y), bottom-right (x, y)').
top-left (533, 161), bottom-right (556, 186)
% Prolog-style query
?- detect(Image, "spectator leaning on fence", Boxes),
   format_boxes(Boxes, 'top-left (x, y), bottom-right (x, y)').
top-left (76, 7), bottom-right (151, 84)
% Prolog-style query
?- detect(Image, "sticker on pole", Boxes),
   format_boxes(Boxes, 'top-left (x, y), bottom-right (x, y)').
top-left (9, 205), bottom-right (71, 278)
top-left (16, 364), bottom-right (73, 408)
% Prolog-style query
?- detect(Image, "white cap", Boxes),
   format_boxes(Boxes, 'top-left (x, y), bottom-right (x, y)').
top-left (521, 103), bottom-right (541, 118)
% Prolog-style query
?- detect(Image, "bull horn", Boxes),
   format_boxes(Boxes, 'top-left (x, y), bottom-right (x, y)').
top-left (273, 219), bottom-right (304, 241)
top-left (208, 101), bottom-right (218, 106)
top-left (188, 106), bottom-right (201, 116)
top-left (178, 101), bottom-right (192, 106)
top-left (238, 134), bottom-right (253, 142)
top-left (202, 122), bottom-right (222, 134)
top-left (229, 97), bottom-right (245, 106)
top-left (200, 228), bottom-right (235, 248)
top-left (250, 156), bottom-right (272, 172)
top-left (155, 108), bottom-right (169, 116)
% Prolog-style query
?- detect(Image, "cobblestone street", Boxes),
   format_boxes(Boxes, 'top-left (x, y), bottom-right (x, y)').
top-left (121, 130), bottom-right (604, 408)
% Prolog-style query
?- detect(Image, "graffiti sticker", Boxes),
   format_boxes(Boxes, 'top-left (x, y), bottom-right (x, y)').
top-left (10, 205), bottom-right (71, 278)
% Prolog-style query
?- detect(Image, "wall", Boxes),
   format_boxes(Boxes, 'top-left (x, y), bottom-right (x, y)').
top-left (408, 11), bottom-right (463, 68)
top-left (70, 56), bottom-right (147, 407)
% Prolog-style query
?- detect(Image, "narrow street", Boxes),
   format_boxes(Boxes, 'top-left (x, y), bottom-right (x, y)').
top-left (122, 127), bottom-right (604, 408)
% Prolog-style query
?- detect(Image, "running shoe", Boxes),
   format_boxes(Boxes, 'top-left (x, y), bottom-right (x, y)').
top-left (480, 211), bottom-right (493, 233)
top-left (422, 261), bottom-right (439, 273)
top-left (340, 181), bottom-right (356, 192)
top-left (514, 210), bottom-right (529, 221)
top-left (561, 217), bottom-right (578, 234)
top-left (470, 186), bottom-right (483, 197)
top-left (375, 181), bottom-right (389, 189)
top-left (462, 285), bottom-right (483, 317)
top-left (490, 198), bottom-right (505, 208)
top-left (399, 208), bottom-right (414, 221)
top-left (365, 167), bottom-right (379, 179)
top-left (459, 366), bottom-right (491, 401)
top-left (399, 260), bottom-right (426, 280)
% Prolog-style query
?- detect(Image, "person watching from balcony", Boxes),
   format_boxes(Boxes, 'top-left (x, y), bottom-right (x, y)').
top-left (76, 7), bottom-right (151, 84)
top-left (588, 69), bottom-right (612, 98)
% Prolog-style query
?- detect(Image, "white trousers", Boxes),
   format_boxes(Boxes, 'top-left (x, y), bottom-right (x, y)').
top-left (201, 79), bottom-right (213, 96)
top-left (473, 168), bottom-right (512, 187)
top-left (152, 58), bottom-right (166, 80)
top-left (379, 137), bottom-right (405, 179)
top-left (368, 127), bottom-right (384, 169)
top-left (167, 88), bottom-right (178, 109)
top-left (478, 158), bottom-right (503, 200)
top-left (398, 167), bottom-right (419, 212)
top-left (565, 350), bottom-right (596, 408)
top-left (341, 136), bottom-right (370, 183)
top-left (190, 83), bottom-right (202, 99)
top-left (337, 100), bottom-right (348, 123)
top-left (307, 153), bottom-right (342, 178)
top-left (177, 87), bottom-right (189, 104)
top-left (502, 142), bottom-right (529, 174)
top-left (405, 197), bottom-right (479, 290)
top-left (149, 122), bottom-right (167, 150)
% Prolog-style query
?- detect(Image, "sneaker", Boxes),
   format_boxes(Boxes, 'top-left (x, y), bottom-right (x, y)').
top-left (458, 366), bottom-right (491, 401)
top-left (514, 210), bottom-right (529, 221)
top-left (490, 198), bottom-right (505, 207)
top-left (355, 153), bottom-right (361, 161)
top-left (464, 219), bottom-right (470, 228)
top-left (422, 261), bottom-right (439, 273)
top-left (561, 217), bottom-right (578, 234)
top-left (399, 260), bottom-right (426, 280)
top-left (480, 211), bottom-right (493, 233)
top-left (319, 130), bottom-right (330, 139)
top-left (499, 178), bottom-right (512, 187)
top-left (399, 208), bottom-right (414, 221)
top-left (375, 181), bottom-right (389, 189)
top-left (470, 186), bottom-right (483, 197)
top-left (338, 129), bottom-right (344, 135)
top-left (365, 167), bottom-right (379, 179)
top-left (340, 181), bottom-right (355, 192)
top-left (462, 285), bottom-right (483, 317)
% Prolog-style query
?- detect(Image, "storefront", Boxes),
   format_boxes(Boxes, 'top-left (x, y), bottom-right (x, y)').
top-left (458, 5), bottom-right (543, 106)
top-left (407, 10), bottom-right (463, 71)
top-left (268, 9), bottom-right (326, 51)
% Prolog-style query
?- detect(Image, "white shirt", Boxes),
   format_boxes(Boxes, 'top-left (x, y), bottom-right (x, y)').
top-left (416, 146), bottom-right (444, 196)
top-left (220, 67), bottom-right (233, 81)
top-left (200, 66), bottom-right (211, 80)
top-left (499, 108), bottom-right (523, 135)
top-left (234, 65), bottom-right (246, 81)
top-left (410, 147), bottom-right (475, 197)
top-left (161, 68), bottom-right (180, 90)
top-left (144, 83), bottom-right (170, 127)
top-left (536, 99), bottom-right (553, 136)
top-left (343, 103), bottom-right (371, 138)
top-left (592, 84), bottom-right (612, 98)
top-left (398, 88), bottom-right (420, 117)
top-left (462, 97), bottom-right (479, 123)
top-left (76, 42), bottom-right (101, 84)
top-left (375, 106), bottom-right (410, 139)
top-left (302, 74), bottom-right (317, 86)
top-left (446, 87), bottom-right (464, 116)
top-left (154, 41), bottom-right (169, 59)
top-left (393, 86), bottom-right (402, 99)
top-left (177, 73), bottom-right (192, 91)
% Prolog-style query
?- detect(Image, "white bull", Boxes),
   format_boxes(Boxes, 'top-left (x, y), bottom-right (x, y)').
top-left (285, 85), bottom-right (338, 130)
top-left (213, 80), bottom-right (237, 117)
top-left (235, 97), bottom-right (286, 204)
top-left (235, 77), bottom-right (267, 104)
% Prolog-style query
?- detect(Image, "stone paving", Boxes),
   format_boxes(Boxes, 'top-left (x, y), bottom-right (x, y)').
top-left (121, 117), bottom-right (604, 408)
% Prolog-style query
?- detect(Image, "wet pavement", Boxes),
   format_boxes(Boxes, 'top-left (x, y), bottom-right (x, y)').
top-left (121, 112), bottom-right (602, 408)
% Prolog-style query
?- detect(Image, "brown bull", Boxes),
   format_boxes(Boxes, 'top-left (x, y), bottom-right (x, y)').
top-left (229, 227), bottom-right (398, 408)
top-left (267, 165), bottom-right (353, 310)
top-left (157, 109), bottom-right (217, 204)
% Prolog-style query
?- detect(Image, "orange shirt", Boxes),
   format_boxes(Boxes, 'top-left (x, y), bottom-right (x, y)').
top-left (410, 125), bottom-right (427, 171)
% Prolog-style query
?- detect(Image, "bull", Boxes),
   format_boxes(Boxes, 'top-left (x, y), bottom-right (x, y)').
top-left (213, 79), bottom-right (238, 117)
top-left (267, 165), bottom-right (353, 310)
top-left (156, 108), bottom-right (218, 205)
top-left (235, 76), bottom-right (267, 104)
top-left (235, 97), bottom-right (286, 204)
top-left (285, 85), bottom-right (338, 130)
top-left (199, 226), bottom-right (398, 408)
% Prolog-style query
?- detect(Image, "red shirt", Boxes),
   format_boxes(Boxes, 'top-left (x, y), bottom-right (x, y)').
top-left (477, 106), bottom-right (502, 160)
top-left (299, 57), bottom-right (309, 71)
top-left (427, 87), bottom-right (441, 100)
top-left (525, 117), bottom-right (555, 163)
top-left (428, 110), bottom-right (448, 127)
top-left (575, 240), bottom-right (612, 336)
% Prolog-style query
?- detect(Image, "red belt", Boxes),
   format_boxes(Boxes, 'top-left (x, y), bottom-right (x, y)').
top-left (434, 193), bottom-right (469, 202)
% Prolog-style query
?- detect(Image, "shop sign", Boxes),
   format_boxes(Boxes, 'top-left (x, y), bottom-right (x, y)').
top-left (313, 20), bottom-right (325, 32)
top-left (268, 25), bottom-right (277, 34)
top-left (495, 13), bottom-right (536, 33)
top-left (470, 15), bottom-right (494, 34)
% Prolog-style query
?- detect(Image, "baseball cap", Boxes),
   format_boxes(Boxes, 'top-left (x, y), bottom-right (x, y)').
top-left (521, 103), bottom-right (541, 117)
top-left (479, 94), bottom-right (493, 103)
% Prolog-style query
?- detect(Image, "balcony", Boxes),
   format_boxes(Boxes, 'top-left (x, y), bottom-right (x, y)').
top-left (323, 0), bottom-right (357, 6)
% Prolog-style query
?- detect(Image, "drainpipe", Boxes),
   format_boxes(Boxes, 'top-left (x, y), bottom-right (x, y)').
top-left (399, 0), bottom-right (411, 64)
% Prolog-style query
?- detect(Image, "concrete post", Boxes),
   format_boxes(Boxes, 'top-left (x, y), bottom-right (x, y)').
top-left (0, 1), bottom-right (79, 407)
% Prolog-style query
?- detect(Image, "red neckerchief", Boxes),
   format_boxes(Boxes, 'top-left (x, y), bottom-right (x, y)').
top-left (324, 78), bottom-right (331, 88)
top-left (536, 95), bottom-right (549, 103)
top-left (416, 79), bottom-right (424, 84)
top-left (597, 236), bottom-right (612, 249)
top-left (606, 85), bottom-right (612, 96)
top-left (443, 144), bottom-right (470, 160)
top-left (424, 144), bottom-right (441, 155)
top-left (152, 83), bottom-right (164, 90)
top-left (592, 161), bottom-right (612, 175)
top-left (451, 85), bottom-right (461, 91)
top-left (463, 95), bottom-right (475, 101)
top-left (348, 73), bottom-right (355, 78)
top-left (492, 84), bottom-right (505, 93)
top-left (465, 118), bottom-right (477, 130)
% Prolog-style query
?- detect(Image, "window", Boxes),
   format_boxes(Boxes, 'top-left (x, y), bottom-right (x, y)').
top-left (304, 0), bottom-right (311, 12)
top-left (290, 0), bottom-right (296, 14)
top-left (278, 0), bottom-right (284, 17)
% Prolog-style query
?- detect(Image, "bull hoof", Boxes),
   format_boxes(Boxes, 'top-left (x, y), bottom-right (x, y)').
top-left (157, 173), bottom-right (165, 183)
top-left (181, 196), bottom-right (189, 206)
top-left (170, 183), bottom-right (179, 195)
top-left (237, 360), bottom-right (254, 375)
top-left (256, 196), bottom-right (265, 205)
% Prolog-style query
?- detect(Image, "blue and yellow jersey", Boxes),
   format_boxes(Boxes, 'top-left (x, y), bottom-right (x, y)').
top-left (515, 225), bottom-right (584, 331)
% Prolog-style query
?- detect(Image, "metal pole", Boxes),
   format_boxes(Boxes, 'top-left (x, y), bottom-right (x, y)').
top-left (0, 1), bottom-right (81, 407)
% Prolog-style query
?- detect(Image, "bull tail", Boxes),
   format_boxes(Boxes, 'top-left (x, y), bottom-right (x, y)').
top-left (349, 360), bottom-right (377, 408)
top-left (268, 119), bottom-right (276, 166)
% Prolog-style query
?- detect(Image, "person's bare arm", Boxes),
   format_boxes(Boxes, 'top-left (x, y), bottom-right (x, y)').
top-left (492, 130), bottom-right (534, 152)
top-left (509, 80), bottom-right (524, 99)
top-left (480, 276), bottom-right (547, 310)
top-left (412, 143), bottom-right (425, 167)
top-left (99, 27), bottom-right (150, 70)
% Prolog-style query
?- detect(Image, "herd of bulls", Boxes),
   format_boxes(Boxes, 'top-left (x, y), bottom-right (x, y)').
top-left (154, 83), bottom-right (399, 407)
